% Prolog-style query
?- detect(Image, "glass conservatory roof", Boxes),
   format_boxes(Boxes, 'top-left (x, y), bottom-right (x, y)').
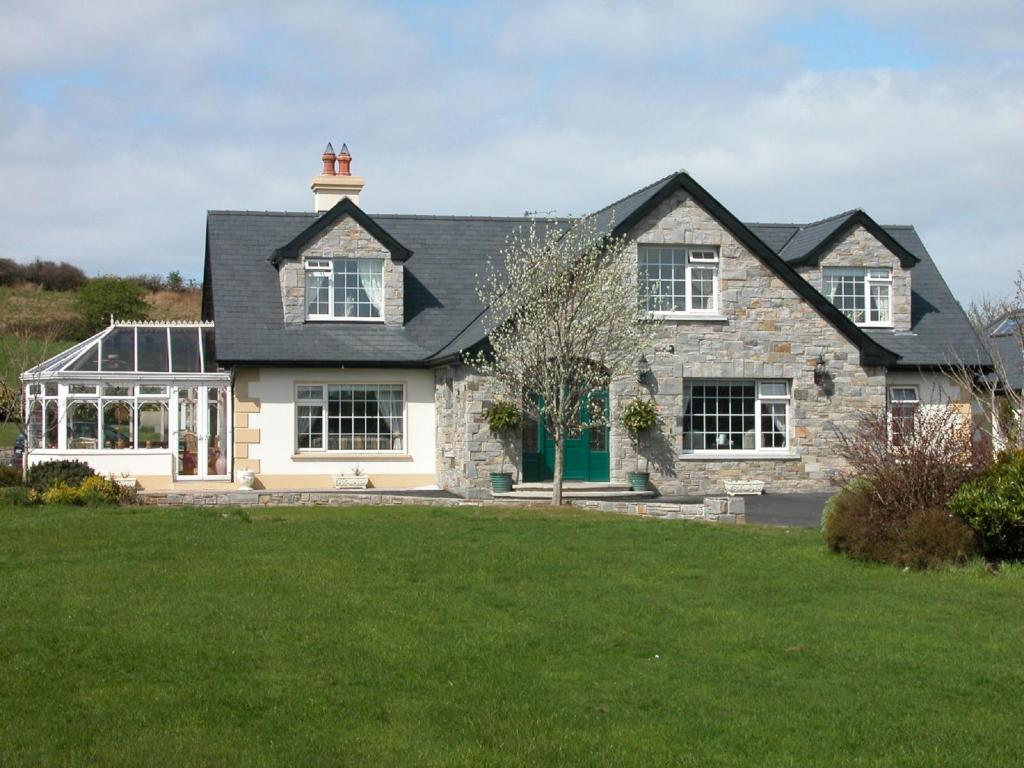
top-left (23, 322), bottom-right (226, 380)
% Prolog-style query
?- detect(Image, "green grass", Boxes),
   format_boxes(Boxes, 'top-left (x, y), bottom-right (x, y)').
top-left (2, 504), bottom-right (1022, 767)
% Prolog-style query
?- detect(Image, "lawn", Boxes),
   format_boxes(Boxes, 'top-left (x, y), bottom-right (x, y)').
top-left (1, 504), bottom-right (1022, 767)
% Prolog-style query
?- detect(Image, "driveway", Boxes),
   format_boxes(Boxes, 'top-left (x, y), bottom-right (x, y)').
top-left (742, 493), bottom-right (832, 528)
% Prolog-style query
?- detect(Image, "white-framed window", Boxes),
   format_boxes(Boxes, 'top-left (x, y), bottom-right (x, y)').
top-left (26, 383), bottom-right (58, 449)
top-left (304, 253), bottom-right (385, 321)
top-left (60, 384), bottom-right (171, 451)
top-left (683, 380), bottom-right (790, 453)
top-left (639, 245), bottom-right (720, 315)
top-left (889, 386), bottom-right (919, 447)
top-left (823, 267), bottom-right (892, 326)
top-left (296, 383), bottom-right (405, 452)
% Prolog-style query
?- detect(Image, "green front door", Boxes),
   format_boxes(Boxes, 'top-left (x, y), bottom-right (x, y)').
top-left (522, 390), bottom-right (609, 482)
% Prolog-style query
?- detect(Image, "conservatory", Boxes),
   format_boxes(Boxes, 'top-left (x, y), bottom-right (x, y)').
top-left (20, 321), bottom-right (232, 488)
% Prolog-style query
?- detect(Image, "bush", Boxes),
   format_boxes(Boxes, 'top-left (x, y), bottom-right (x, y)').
top-left (72, 277), bottom-right (150, 338)
top-left (40, 476), bottom-right (131, 506)
top-left (26, 459), bottom-right (95, 493)
top-left (0, 486), bottom-right (36, 506)
top-left (486, 401), bottom-right (522, 434)
top-left (0, 258), bottom-right (21, 286)
top-left (825, 481), bottom-right (977, 568)
top-left (0, 465), bottom-right (23, 487)
top-left (23, 259), bottom-right (87, 291)
top-left (620, 398), bottom-right (658, 433)
top-left (950, 450), bottom-right (1024, 561)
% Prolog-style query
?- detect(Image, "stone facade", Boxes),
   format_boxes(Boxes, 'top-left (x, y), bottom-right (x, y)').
top-left (279, 214), bottom-right (403, 326)
top-left (797, 225), bottom-right (912, 332)
top-left (233, 367), bottom-right (261, 478)
top-left (609, 190), bottom-right (888, 494)
top-left (434, 365), bottom-right (522, 499)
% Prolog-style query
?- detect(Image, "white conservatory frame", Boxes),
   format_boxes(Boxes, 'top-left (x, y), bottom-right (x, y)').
top-left (20, 321), bottom-right (233, 483)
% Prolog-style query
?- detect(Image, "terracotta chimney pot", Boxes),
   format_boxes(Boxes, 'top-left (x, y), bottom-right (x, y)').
top-left (337, 143), bottom-right (352, 176)
top-left (321, 142), bottom-right (337, 175)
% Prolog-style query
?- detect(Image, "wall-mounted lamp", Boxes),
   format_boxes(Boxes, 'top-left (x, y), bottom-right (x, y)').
top-left (813, 354), bottom-right (829, 386)
top-left (636, 354), bottom-right (651, 383)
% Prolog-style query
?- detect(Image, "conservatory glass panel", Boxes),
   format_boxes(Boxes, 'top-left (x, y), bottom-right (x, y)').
top-left (44, 400), bottom-right (59, 448)
top-left (170, 328), bottom-right (202, 372)
top-left (100, 328), bottom-right (136, 372)
top-left (103, 401), bottom-right (134, 450)
top-left (137, 327), bottom-right (170, 372)
top-left (68, 345), bottom-right (98, 372)
top-left (202, 328), bottom-right (217, 373)
top-left (27, 400), bottom-right (43, 449)
top-left (138, 402), bottom-right (170, 449)
top-left (68, 402), bottom-right (99, 449)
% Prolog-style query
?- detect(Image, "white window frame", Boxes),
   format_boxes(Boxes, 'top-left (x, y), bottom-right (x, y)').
top-left (682, 379), bottom-right (791, 456)
top-left (639, 245), bottom-right (721, 318)
top-left (295, 382), bottom-right (407, 454)
top-left (303, 252), bottom-right (385, 323)
top-left (823, 266), bottom-right (893, 327)
top-left (888, 385), bottom-right (920, 446)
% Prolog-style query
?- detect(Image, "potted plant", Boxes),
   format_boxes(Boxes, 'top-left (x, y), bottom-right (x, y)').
top-left (486, 401), bottom-right (522, 493)
top-left (620, 398), bottom-right (658, 491)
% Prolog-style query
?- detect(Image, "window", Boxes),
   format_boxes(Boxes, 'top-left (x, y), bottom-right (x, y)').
top-left (639, 246), bottom-right (719, 314)
top-left (296, 384), bottom-right (405, 452)
top-left (823, 267), bottom-right (892, 326)
top-left (683, 380), bottom-right (790, 453)
top-left (64, 385), bottom-right (172, 450)
top-left (991, 316), bottom-right (1022, 337)
top-left (304, 254), bottom-right (385, 321)
top-left (26, 385), bottom-right (59, 449)
top-left (889, 386), bottom-right (919, 446)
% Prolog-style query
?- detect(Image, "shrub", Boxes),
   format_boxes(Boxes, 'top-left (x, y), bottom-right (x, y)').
top-left (26, 459), bottom-right (95, 493)
top-left (950, 450), bottom-right (1024, 561)
top-left (0, 486), bottom-right (35, 506)
top-left (42, 482), bottom-right (84, 505)
top-left (620, 398), bottom-right (658, 433)
top-left (0, 465), bottom-right (23, 487)
top-left (166, 270), bottom-right (185, 292)
top-left (485, 401), bottom-right (523, 434)
top-left (72, 277), bottom-right (150, 338)
top-left (825, 481), bottom-right (977, 568)
top-left (0, 258), bottom-right (21, 287)
top-left (39, 476), bottom-right (131, 506)
top-left (23, 259), bottom-right (87, 291)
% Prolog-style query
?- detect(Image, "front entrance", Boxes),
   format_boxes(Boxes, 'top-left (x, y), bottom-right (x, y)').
top-left (175, 385), bottom-right (230, 480)
top-left (522, 390), bottom-right (610, 482)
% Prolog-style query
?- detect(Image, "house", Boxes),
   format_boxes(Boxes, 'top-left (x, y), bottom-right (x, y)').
top-left (22, 143), bottom-right (988, 496)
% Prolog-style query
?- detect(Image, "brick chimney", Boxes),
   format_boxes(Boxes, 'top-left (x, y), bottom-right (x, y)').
top-left (311, 141), bottom-right (364, 212)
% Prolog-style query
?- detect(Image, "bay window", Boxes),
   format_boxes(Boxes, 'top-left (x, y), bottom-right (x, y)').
top-left (639, 246), bottom-right (719, 314)
top-left (296, 384), bottom-right (405, 452)
top-left (305, 254), bottom-right (385, 321)
top-left (823, 267), bottom-right (892, 326)
top-left (683, 380), bottom-right (790, 453)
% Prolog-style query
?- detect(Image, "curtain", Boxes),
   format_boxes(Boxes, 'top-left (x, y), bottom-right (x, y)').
top-left (357, 260), bottom-right (384, 316)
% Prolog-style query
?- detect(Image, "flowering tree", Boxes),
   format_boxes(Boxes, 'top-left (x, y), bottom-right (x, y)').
top-left (469, 215), bottom-right (656, 505)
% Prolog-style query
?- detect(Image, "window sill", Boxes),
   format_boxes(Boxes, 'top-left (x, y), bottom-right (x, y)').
top-left (855, 323), bottom-right (894, 329)
top-left (680, 451), bottom-right (800, 461)
top-left (649, 312), bottom-right (728, 322)
top-left (291, 453), bottom-right (413, 462)
top-left (304, 318), bottom-right (385, 324)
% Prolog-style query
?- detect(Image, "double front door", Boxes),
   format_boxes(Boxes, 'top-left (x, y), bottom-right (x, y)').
top-left (176, 386), bottom-right (229, 480)
top-left (522, 390), bottom-right (610, 482)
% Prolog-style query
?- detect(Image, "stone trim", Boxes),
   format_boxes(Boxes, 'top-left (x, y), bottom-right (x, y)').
top-left (233, 368), bottom-right (262, 476)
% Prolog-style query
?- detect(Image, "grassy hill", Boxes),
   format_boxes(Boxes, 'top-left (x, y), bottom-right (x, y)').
top-left (0, 283), bottom-right (202, 446)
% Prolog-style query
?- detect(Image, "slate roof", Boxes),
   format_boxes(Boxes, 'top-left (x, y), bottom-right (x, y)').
top-left (205, 172), bottom-right (988, 370)
top-left (984, 315), bottom-right (1024, 392)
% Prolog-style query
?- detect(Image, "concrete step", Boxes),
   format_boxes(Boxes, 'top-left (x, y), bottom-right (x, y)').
top-left (492, 489), bottom-right (655, 500)
top-left (512, 481), bottom-right (634, 492)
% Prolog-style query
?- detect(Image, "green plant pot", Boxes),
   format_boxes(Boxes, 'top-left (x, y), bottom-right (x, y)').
top-left (490, 472), bottom-right (513, 494)
top-left (628, 471), bottom-right (650, 491)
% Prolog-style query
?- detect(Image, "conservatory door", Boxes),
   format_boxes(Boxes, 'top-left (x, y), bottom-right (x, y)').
top-left (175, 386), bottom-right (230, 480)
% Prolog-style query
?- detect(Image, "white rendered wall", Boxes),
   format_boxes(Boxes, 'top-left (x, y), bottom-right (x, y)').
top-left (26, 449), bottom-right (174, 477)
top-left (248, 367), bottom-right (437, 477)
top-left (885, 371), bottom-right (969, 407)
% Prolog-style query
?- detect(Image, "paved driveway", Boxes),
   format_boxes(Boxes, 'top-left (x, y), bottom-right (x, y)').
top-left (742, 493), bottom-right (832, 528)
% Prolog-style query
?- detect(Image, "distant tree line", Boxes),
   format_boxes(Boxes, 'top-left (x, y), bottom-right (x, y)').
top-left (0, 258), bottom-right (199, 294)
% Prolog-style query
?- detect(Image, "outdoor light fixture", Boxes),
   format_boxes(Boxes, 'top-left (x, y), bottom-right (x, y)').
top-left (636, 354), bottom-right (651, 383)
top-left (813, 354), bottom-right (829, 386)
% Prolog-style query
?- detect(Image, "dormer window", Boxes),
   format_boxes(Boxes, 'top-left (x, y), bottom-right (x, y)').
top-left (304, 253), bottom-right (384, 321)
top-left (823, 267), bottom-right (892, 326)
top-left (639, 245), bottom-right (720, 315)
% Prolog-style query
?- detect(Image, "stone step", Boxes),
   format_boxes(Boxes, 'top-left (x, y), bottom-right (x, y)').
top-left (512, 481), bottom-right (634, 492)
top-left (492, 489), bottom-right (655, 500)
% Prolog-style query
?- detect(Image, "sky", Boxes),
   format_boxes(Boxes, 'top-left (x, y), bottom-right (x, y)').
top-left (0, 0), bottom-right (1022, 306)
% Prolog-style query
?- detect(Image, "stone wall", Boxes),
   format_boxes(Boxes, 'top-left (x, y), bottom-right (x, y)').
top-left (434, 365), bottom-right (521, 499)
top-left (233, 367), bottom-right (261, 478)
top-left (797, 225), bottom-right (912, 332)
top-left (279, 214), bottom-right (403, 326)
top-left (607, 189), bottom-right (888, 494)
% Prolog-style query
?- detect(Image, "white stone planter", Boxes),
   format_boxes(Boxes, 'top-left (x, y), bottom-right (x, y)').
top-left (724, 480), bottom-right (765, 496)
top-left (115, 477), bottom-right (138, 491)
top-left (237, 469), bottom-right (256, 490)
top-left (333, 474), bottom-right (370, 489)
